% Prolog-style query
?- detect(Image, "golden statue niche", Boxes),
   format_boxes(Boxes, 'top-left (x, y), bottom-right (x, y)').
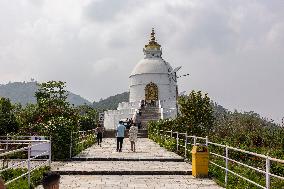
top-left (145, 82), bottom-right (158, 101)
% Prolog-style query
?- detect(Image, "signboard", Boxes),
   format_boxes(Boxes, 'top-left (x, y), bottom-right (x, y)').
top-left (30, 136), bottom-right (50, 157)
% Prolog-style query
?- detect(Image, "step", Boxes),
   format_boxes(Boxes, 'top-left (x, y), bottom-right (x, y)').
top-left (71, 157), bottom-right (184, 162)
top-left (74, 138), bottom-right (184, 161)
top-left (36, 175), bottom-right (223, 189)
top-left (141, 115), bottom-right (160, 118)
top-left (52, 161), bottom-right (192, 175)
top-left (103, 130), bottom-right (148, 138)
top-left (55, 170), bottom-right (191, 175)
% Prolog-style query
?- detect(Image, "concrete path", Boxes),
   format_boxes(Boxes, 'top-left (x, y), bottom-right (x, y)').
top-left (73, 138), bottom-right (183, 160)
top-left (51, 175), bottom-right (222, 189)
top-left (37, 138), bottom-right (223, 188)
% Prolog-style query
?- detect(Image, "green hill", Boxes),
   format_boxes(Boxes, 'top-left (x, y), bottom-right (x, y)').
top-left (0, 81), bottom-right (91, 106)
top-left (93, 92), bottom-right (129, 110)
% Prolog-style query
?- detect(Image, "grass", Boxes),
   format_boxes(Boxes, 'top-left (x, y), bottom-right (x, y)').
top-left (1, 166), bottom-right (50, 189)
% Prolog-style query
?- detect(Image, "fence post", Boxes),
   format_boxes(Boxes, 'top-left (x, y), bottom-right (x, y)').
top-left (28, 142), bottom-right (31, 187)
top-left (184, 132), bottom-right (187, 158)
top-left (205, 136), bottom-right (208, 146)
top-left (170, 130), bottom-right (173, 138)
top-left (48, 138), bottom-right (52, 166)
top-left (6, 134), bottom-right (9, 151)
top-left (225, 146), bottom-right (228, 187)
top-left (193, 136), bottom-right (196, 145)
top-left (176, 132), bottom-right (179, 151)
top-left (266, 157), bottom-right (270, 189)
top-left (69, 132), bottom-right (73, 159)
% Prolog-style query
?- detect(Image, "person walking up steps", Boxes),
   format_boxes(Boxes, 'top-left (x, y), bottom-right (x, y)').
top-left (95, 124), bottom-right (104, 147)
top-left (129, 123), bottom-right (138, 152)
top-left (116, 120), bottom-right (126, 152)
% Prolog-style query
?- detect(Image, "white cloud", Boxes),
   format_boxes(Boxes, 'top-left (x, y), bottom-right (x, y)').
top-left (0, 0), bottom-right (283, 122)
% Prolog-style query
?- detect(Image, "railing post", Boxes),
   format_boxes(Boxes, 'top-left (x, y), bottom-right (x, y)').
top-left (193, 135), bottom-right (196, 145)
top-left (225, 146), bottom-right (228, 187)
top-left (48, 138), bottom-right (52, 166)
top-left (176, 132), bottom-right (179, 151)
top-left (170, 130), bottom-right (173, 138)
top-left (69, 132), bottom-right (73, 159)
top-left (266, 157), bottom-right (270, 189)
top-left (184, 132), bottom-right (187, 158)
top-left (205, 136), bottom-right (208, 146)
top-left (28, 142), bottom-right (31, 187)
top-left (6, 134), bottom-right (9, 151)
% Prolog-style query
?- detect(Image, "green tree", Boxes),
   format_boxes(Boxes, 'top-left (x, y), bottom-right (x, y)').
top-left (178, 90), bottom-right (214, 136)
top-left (0, 97), bottom-right (19, 135)
top-left (77, 105), bottom-right (98, 130)
top-left (32, 81), bottom-right (79, 159)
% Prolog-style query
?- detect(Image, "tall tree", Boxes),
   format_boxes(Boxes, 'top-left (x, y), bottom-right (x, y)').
top-left (0, 97), bottom-right (18, 135)
top-left (178, 90), bottom-right (214, 135)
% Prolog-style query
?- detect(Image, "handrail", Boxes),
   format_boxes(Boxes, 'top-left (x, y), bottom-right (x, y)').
top-left (0, 138), bottom-right (51, 187)
top-left (153, 129), bottom-right (284, 189)
top-left (69, 129), bottom-right (96, 158)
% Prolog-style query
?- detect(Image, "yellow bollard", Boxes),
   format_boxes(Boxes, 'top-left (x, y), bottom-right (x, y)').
top-left (192, 145), bottom-right (209, 178)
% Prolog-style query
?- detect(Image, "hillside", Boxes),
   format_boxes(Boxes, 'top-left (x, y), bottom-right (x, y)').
top-left (93, 92), bottom-right (129, 110)
top-left (92, 92), bottom-right (231, 114)
top-left (0, 81), bottom-right (91, 106)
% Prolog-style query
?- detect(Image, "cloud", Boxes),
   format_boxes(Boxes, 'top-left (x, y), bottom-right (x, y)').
top-left (0, 0), bottom-right (283, 123)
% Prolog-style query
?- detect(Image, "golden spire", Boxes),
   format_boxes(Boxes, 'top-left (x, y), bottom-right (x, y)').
top-left (145, 28), bottom-right (161, 50)
top-left (150, 28), bottom-right (156, 42)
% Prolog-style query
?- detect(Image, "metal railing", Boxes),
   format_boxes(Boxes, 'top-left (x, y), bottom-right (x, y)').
top-left (154, 129), bottom-right (284, 189)
top-left (69, 129), bottom-right (96, 158)
top-left (0, 138), bottom-right (51, 187)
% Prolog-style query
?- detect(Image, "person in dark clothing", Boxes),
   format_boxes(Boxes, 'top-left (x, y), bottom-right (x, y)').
top-left (95, 124), bottom-right (105, 147)
top-left (42, 172), bottom-right (60, 189)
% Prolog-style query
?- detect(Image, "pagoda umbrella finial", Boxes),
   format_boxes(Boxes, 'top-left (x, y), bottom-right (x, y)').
top-left (144, 28), bottom-right (161, 51)
top-left (150, 28), bottom-right (156, 42)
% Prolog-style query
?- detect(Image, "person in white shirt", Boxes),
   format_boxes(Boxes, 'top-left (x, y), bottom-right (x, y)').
top-left (129, 124), bottom-right (138, 152)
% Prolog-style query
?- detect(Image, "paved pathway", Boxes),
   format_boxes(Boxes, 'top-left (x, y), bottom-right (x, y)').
top-left (37, 138), bottom-right (223, 188)
top-left (50, 175), bottom-right (222, 189)
top-left (73, 138), bottom-right (183, 160)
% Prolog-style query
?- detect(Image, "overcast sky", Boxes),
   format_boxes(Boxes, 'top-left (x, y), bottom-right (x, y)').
top-left (0, 0), bottom-right (283, 123)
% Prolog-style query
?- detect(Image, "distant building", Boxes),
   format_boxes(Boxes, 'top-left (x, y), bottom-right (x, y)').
top-left (104, 29), bottom-right (180, 130)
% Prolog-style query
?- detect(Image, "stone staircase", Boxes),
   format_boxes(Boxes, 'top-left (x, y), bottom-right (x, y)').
top-left (103, 129), bottom-right (148, 138)
top-left (140, 107), bottom-right (161, 129)
top-left (38, 138), bottom-right (223, 188)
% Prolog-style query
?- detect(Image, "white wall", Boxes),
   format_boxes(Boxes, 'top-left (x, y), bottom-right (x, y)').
top-left (104, 109), bottom-right (136, 130)
top-left (129, 73), bottom-right (177, 108)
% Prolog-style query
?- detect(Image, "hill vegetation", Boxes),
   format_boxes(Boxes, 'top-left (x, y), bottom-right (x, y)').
top-left (0, 81), bottom-right (96, 160)
top-left (92, 92), bottom-right (129, 110)
top-left (0, 81), bottom-right (91, 106)
top-left (148, 90), bottom-right (284, 189)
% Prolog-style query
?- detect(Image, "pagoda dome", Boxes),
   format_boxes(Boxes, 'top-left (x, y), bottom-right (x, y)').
top-left (130, 58), bottom-right (173, 76)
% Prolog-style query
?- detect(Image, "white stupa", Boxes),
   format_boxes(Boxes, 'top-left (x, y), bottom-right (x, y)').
top-left (104, 29), bottom-right (180, 130)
